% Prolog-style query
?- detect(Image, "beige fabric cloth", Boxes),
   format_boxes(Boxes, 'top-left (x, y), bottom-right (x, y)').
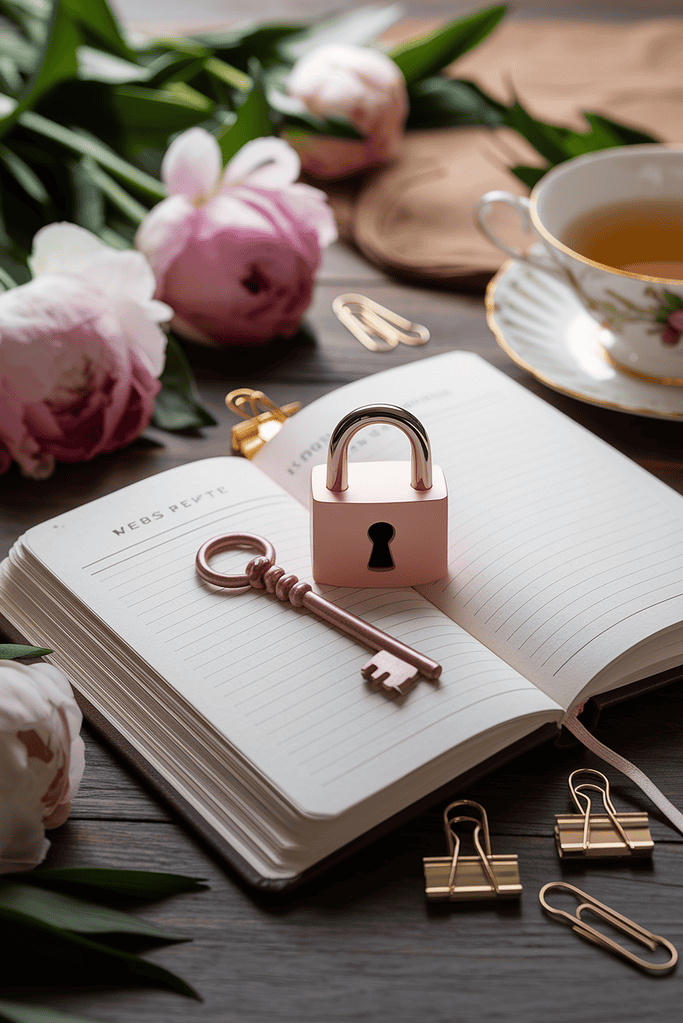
top-left (352, 19), bottom-right (683, 287)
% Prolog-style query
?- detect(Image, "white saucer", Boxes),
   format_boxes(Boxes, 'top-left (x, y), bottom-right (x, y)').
top-left (486, 257), bottom-right (683, 420)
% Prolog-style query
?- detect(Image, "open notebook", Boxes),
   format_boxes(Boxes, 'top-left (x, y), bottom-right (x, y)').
top-left (2, 352), bottom-right (683, 890)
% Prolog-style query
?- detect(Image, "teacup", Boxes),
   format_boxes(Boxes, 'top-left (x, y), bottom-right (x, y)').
top-left (475, 144), bottom-right (683, 383)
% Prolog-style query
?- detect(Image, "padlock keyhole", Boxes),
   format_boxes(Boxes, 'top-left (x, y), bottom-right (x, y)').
top-left (367, 521), bottom-right (395, 571)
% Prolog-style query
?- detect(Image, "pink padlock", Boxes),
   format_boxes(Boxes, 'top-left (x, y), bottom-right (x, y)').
top-left (310, 404), bottom-right (449, 587)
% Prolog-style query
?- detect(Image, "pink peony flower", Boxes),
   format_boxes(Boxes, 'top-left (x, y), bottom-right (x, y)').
top-left (0, 660), bottom-right (85, 873)
top-left (0, 224), bottom-right (171, 479)
top-left (135, 131), bottom-right (337, 346)
top-left (283, 43), bottom-right (408, 179)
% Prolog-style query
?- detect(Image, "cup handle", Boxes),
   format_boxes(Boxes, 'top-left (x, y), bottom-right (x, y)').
top-left (474, 190), bottom-right (558, 275)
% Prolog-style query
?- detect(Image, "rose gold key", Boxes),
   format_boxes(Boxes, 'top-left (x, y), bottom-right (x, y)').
top-left (195, 532), bottom-right (442, 696)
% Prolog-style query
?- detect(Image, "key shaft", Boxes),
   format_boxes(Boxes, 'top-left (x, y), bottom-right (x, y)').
top-left (300, 588), bottom-right (441, 681)
top-left (195, 532), bottom-right (442, 686)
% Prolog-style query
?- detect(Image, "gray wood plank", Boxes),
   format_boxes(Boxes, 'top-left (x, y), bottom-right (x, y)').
top-left (74, 728), bottom-right (172, 821)
top-left (11, 819), bottom-right (683, 1022)
top-left (318, 241), bottom-right (392, 284)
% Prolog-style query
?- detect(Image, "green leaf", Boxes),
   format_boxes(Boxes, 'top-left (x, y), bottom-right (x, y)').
top-left (71, 156), bottom-right (106, 233)
top-left (155, 57), bottom-right (207, 88)
top-left (76, 46), bottom-right (149, 84)
top-left (28, 0), bottom-right (80, 91)
top-left (0, 0), bottom-right (81, 140)
top-left (164, 80), bottom-right (214, 111)
top-left (1, 0), bottom-right (49, 15)
top-left (153, 336), bottom-right (218, 432)
top-left (77, 157), bottom-right (148, 225)
top-left (0, 2), bottom-right (46, 51)
top-left (0, 644), bottom-right (51, 659)
top-left (582, 111), bottom-right (658, 146)
top-left (0, 16), bottom-right (42, 52)
top-left (0, 884), bottom-right (187, 941)
top-left (407, 76), bottom-right (506, 129)
top-left (0, 264), bottom-right (18, 290)
top-left (562, 111), bottom-right (659, 156)
top-left (508, 164), bottom-right (547, 189)
top-left (558, 111), bottom-right (642, 159)
top-left (18, 111), bottom-right (166, 199)
top-left (655, 291), bottom-right (683, 322)
top-left (24, 867), bottom-right (209, 899)
top-left (282, 111), bottom-right (364, 140)
top-left (504, 98), bottom-right (570, 166)
top-left (136, 36), bottom-right (207, 59)
top-left (98, 225), bottom-right (130, 249)
top-left (0, 0), bottom-right (48, 15)
top-left (0, 55), bottom-right (22, 96)
top-left (500, 100), bottom-right (659, 185)
top-left (0, 905), bottom-right (200, 999)
top-left (217, 69), bottom-right (272, 165)
top-left (562, 122), bottom-right (621, 158)
top-left (0, 1000), bottom-right (107, 1023)
top-left (389, 5), bottom-right (507, 85)
top-left (204, 55), bottom-right (252, 92)
top-left (0, 29), bottom-right (36, 75)
top-left (279, 5), bottom-right (403, 62)
top-left (109, 83), bottom-right (213, 144)
top-left (191, 21), bottom-right (302, 57)
top-left (0, 143), bottom-right (48, 203)
top-left (59, 0), bottom-right (131, 60)
top-left (141, 50), bottom-right (205, 88)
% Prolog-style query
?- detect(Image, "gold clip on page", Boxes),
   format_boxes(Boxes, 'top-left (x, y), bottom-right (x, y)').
top-left (423, 800), bottom-right (522, 902)
top-left (554, 769), bottom-right (653, 860)
top-left (332, 294), bottom-right (430, 352)
top-left (539, 882), bottom-right (678, 974)
top-left (225, 388), bottom-right (301, 460)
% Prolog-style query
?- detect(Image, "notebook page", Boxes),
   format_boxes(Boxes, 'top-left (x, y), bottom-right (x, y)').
top-left (19, 456), bottom-right (557, 818)
top-left (255, 352), bottom-right (683, 709)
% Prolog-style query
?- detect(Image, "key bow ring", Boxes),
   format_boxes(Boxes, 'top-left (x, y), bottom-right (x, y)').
top-left (195, 532), bottom-right (442, 697)
top-left (196, 532), bottom-right (308, 600)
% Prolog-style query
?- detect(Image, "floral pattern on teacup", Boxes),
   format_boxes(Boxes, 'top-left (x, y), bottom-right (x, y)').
top-left (656, 294), bottom-right (683, 345)
top-left (550, 258), bottom-right (683, 347)
top-left (589, 287), bottom-right (683, 347)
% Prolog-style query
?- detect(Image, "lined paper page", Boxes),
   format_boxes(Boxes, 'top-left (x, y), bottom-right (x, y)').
top-left (21, 456), bottom-right (558, 818)
top-left (256, 353), bottom-right (683, 708)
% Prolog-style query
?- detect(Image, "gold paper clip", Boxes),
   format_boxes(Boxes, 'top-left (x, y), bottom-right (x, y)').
top-left (225, 389), bottom-right (301, 460)
top-left (423, 800), bottom-right (522, 902)
top-left (554, 769), bottom-right (653, 860)
top-left (332, 294), bottom-right (430, 352)
top-left (539, 882), bottom-right (678, 973)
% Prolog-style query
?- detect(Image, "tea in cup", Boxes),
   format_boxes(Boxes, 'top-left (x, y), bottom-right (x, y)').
top-left (475, 145), bottom-right (683, 382)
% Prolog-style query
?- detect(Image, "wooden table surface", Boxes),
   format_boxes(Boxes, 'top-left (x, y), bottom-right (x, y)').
top-left (3, 2), bottom-right (683, 1020)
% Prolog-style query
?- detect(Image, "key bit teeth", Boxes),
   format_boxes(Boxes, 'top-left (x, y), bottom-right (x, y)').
top-left (361, 651), bottom-right (421, 696)
top-left (361, 663), bottom-right (389, 690)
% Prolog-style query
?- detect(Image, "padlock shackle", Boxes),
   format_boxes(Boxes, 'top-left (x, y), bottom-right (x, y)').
top-left (326, 404), bottom-right (433, 493)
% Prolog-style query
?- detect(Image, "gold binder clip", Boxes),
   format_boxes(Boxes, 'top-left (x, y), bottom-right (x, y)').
top-left (554, 769), bottom-right (653, 860)
top-left (226, 388), bottom-right (301, 460)
top-left (539, 882), bottom-right (678, 973)
top-left (423, 800), bottom-right (522, 902)
top-left (332, 293), bottom-right (430, 352)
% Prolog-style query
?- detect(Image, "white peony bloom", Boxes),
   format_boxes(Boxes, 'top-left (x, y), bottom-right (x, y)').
top-left (284, 43), bottom-right (409, 179)
top-left (0, 660), bottom-right (85, 873)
